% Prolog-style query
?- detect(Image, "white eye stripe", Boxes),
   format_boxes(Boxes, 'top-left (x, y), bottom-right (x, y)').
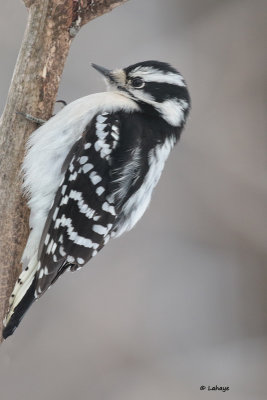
top-left (130, 71), bottom-right (185, 87)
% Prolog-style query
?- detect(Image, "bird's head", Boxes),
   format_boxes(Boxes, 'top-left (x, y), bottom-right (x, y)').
top-left (92, 60), bottom-right (190, 127)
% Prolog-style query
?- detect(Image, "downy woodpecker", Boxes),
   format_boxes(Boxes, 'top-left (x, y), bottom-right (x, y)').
top-left (3, 60), bottom-right (191, 339)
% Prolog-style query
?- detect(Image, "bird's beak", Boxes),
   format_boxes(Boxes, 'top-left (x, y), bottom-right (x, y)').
top-left (91, 63), bottom-right (116, 84)
top-left (91, 63), bottom-right (128, 94)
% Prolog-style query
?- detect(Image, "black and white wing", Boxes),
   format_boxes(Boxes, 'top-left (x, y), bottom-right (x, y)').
top-left (35, 112), bottom-right (120, 297)
top-left (3, 109), bottom-right (176, 339)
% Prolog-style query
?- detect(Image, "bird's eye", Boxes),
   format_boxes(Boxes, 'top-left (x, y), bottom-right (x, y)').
top-left (131, 77), bottom-right (145, 88)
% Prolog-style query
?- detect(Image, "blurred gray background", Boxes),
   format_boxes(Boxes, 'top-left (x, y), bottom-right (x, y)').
top-left (0, 0), bottom-right (266, 399)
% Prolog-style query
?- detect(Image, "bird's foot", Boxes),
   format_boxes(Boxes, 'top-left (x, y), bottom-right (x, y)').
top-left (16, 100), bottom-right (67, 125)
top-left (16, 111), bottom-right (46, 125)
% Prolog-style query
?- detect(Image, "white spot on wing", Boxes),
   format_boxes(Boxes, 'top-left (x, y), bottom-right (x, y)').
top-left (68, 190), bottom-right (99, 219)
top-left (59, 246), bottom-right (66, 256)
top-left (60, 195), bottom-right (69, 206)
top-left (89, 171), bottom-right (102, 185)
top-left (112, 125), bottom-right (119, 133)
top-left (104, 234), bottom-right (110, 245)
top-left (94, 141), bottom-right (101, 152)
top-left (69, 163), bottom-right (74, 173)
top-left (61, 185), bottom-right (67, 195)
top-left (92, 224), bottom-right (109, 235)
top-left (51, 242), bottom-right (57, 254)
top-left (102, 202), bottom-right (116, 216)
top-left (46, 239), bottom-right (54, 254)
top-left (69, 171), bottom-right (78, 181)
top-left (56, 215), bottom-right (97, 248)
top-left (79, 156), bottom-right (88, 165)
top-left (82, 163), bottom-right (93, 173)
top-left (97, 114), bottom-right (107, 123)
top-left (96, 125), bottom-right (108, 140)
top-left (111, 131), bottom-right (119, 141)
top-left (44, 234), bottom-right (50, 245)
top-left (52, 207), bottom-right (59, 221)
top-left (96, 186), bottom-right (105, 196)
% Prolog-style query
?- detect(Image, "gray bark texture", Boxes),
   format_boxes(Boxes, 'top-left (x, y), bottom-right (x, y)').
top-left (0, 0), bottom-right (128, 343)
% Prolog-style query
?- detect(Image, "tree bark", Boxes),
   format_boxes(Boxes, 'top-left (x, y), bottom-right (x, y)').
top-left (0, 0), bottom-right (128, 342)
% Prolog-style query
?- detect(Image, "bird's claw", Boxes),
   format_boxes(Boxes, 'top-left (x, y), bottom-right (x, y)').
top-left (56, 100), bottom-right (67, 107)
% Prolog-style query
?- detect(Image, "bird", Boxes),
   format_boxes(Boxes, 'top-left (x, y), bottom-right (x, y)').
top-left (2, 60), bottom-right (191, 339)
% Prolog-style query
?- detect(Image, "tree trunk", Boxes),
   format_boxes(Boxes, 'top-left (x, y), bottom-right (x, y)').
top-left (0, 0), bottom-right (128, 343)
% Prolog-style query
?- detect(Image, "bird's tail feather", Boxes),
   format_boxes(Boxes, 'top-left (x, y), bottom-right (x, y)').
top-left (2, 253), bottom-right (39, 339)
top-left (2, 276), bottom-right (36, 339)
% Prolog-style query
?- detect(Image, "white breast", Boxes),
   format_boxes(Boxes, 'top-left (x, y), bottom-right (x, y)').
top-left (22, 92), bottom-right (139, 264)
top-left (113, 138), bottom-right (175, 238)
